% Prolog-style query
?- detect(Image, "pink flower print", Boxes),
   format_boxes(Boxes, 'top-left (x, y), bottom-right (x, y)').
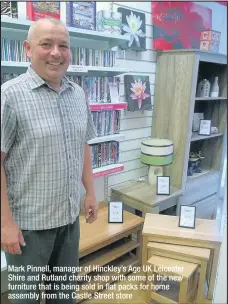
top-left (130, 79), bottom-right (150, 109)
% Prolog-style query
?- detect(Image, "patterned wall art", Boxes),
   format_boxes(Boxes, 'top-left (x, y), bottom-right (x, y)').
top-left (117, 7), bottom-right (146, 51)
top-left (152, 2), bottom-right (212, 50)
top-left (124, 75), bottom-right (152, 112)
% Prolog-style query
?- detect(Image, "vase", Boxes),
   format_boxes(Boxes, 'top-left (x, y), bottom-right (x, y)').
top-left (210, 77), bottom-right (219, 98)
top-left (196, 79), bottom-right (210, 98)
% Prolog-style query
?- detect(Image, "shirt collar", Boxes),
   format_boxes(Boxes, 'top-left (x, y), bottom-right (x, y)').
top-left (26, 66), bottom-right (74, 90)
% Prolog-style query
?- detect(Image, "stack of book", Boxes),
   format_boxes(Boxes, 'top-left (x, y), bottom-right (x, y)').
top-left (92, 111), bottom-right (120, 136)
top-left (90, 141), bottom-right (119, 169)
top-left (70, 47), bottom-right (116, 67)
top-left (1, 39), bottom-right (30, 62)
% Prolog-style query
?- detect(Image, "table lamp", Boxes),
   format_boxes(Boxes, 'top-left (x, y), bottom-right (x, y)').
top-left (140, 138), bottom-right (174, 186)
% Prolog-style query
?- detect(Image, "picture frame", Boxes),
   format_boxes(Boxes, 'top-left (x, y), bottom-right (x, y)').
top-left (156, 176), bottom-right (170, 195)
top-left (178, 205), bottom-right (196, 229)
top-left (108, 201), bottom-right (123, 223)
top-left (199, 119), bottom-right (211, 136)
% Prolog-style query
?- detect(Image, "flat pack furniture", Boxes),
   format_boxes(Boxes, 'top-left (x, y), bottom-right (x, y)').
top-left (78, 202), bottom-right (144, 301)
top-left (147, 255), bottom-right (199, 304)
top-left (142, 213), bottom-right (222, 300)
top-left (111, 181), bottom-right (182, 217)
top-left (147, 242), bottom-right (210, 303)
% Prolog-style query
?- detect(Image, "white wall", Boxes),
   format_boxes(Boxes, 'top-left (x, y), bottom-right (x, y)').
top-left (104, 2), bottom-right (155, 199)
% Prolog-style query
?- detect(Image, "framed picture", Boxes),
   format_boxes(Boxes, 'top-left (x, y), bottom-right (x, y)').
top-left (152, 2), bottom-right (212, 50)
top-left (117, 7), bottom-right (146, 51)
top-left (124, 75), bottom-right (152, 112)
top-left (156, 176), bottom-right (170, 195)
top-left (178, 205), bottom-right (196, 229)
top-left (108, 201), bottom-right (123, 223)
top-left (199, 119), bottom-right (211, 136)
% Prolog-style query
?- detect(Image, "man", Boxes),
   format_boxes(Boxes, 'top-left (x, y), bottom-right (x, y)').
top-left (1, 17), bottom-right (98, 303)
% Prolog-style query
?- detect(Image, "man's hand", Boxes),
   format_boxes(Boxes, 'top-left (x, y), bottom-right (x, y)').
top-left (84, 194), bottom-right (98, 224)
top-left (1, 221), bottom-right (26, 255)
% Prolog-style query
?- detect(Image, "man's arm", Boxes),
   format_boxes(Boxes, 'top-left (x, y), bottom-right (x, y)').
top-left (81, 144), bottom-right (98, 223)
top-left (1, 152), bottom-right (25, 254)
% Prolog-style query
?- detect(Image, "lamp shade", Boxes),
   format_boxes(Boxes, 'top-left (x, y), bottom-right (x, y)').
top-left (140, 138), bottom-right (173, 166)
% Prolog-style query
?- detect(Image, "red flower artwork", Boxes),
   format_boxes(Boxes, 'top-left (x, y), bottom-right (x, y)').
top-left (152, 2), bottom-right (212, 50)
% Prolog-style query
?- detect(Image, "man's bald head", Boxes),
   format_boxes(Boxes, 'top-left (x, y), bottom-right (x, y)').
top-left (27, 17), bottom-right (69, 42)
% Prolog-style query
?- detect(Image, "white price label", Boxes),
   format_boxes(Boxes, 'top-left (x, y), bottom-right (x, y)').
top-left (70, 66), bottom-right (88, 73)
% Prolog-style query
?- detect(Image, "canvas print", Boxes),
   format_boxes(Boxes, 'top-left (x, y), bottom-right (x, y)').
top-left (152, 2), bottom-right (212, 50)
top-left (26, 2), bottom-right (60, 21)
top-left (66, 2), bottom-right (96, 30)
top-left (1, 1), bottom-right (18, 18)
top-left (124, 75), bottom-right (152, 112)
top-left (117, 7), bottom-right (146, 51)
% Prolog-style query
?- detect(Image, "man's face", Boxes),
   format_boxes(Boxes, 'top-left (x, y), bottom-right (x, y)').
top-left (24, 22), bottom-right (71, 83)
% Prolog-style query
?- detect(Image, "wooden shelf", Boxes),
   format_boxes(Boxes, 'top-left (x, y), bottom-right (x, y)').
top-left (195, 97), bottom-right (227, 101)
top-left (77, 253), bottom-right (139, 302)
top-left (191, 132), bottom-right (223, 142)
top-left (79, 239), bottom-right (140, 276)
top-left (187, 169), bottom-right (219, 181)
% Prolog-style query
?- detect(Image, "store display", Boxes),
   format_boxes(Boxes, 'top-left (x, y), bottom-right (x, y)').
top-left (26, 1), bottom-right (60, 21)
top-left (66, 2), bottom-right (96, 30)
top-left (117, 7), bottom-right (146, 51)
top-left (1, 1), bottom-right (18, 18)
top-left (2, 16), bottom-right (127, 179)
top-left (124, 75), bottom-right (151, 111)
top-left (96, 10), bottom-right (122, 35)
top-left (210, 76), bottom-right (220, 97)
top-left (200, 30), bottom-right (221, 53)
top-left (196, 79), bottom-right (211, 98)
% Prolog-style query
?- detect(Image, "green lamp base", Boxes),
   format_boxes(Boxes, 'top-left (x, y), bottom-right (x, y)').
top-left (148, 166), bottom-right (163, 186)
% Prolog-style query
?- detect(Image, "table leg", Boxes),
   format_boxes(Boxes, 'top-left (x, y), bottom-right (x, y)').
top-left (207, 246), bottom-right (220, 299)
top-left (142, 236), bottom-right (148, 269)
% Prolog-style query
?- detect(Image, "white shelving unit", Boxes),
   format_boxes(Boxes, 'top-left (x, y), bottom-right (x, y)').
top-left (2, 61), bottom-right (128, 77)
top-left (1, 18), bottom-right (128, 179)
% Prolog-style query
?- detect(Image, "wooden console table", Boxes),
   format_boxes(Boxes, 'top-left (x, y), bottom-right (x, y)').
top-left (111, 181), bottom-right (182, 217)
top-left (78, 202), bottom-right (144, 302)
top-left (142, 213), bottom-right (222, 300)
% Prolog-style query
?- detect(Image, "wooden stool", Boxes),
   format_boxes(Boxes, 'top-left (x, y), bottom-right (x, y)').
top-left (147, 242), bottom-right (210, 303)
top-left (147, 255), bottom-right (199, 304)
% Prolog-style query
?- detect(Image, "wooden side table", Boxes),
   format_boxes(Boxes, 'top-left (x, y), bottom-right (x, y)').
top-left (111, 181), bottom-right (183, 217)
top-left (142, 213), bottom-right (222, 300)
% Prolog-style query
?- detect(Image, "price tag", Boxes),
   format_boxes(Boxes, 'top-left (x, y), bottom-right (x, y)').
top-left (178, 205), bottom-right (196, 229)
top-left (156, 176), bottom-right (170, 195)
top-left (70, 65), bottom-right (88, 73)
top-left (108, 201), bottom-right (123, 223)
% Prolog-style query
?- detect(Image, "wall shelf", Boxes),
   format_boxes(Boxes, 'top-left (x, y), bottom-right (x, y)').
top-left (1, 61), bottom-right (128, 77)
top-left (93, 164), bottom-right (124, 178)
top-left (89, 103), bottom-right (127, 111)
top-left (195, 97), bottom-right (227, 101)
top-left (191, 132), bottom-right (223, 142)
top-left (1, 17), bottom-right (129, 50)
top-left (88, 134), bottom-right (124, 145)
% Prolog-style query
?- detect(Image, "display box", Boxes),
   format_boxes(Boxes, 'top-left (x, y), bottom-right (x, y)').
top-left (200, 30), bottom-right (221, 53)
